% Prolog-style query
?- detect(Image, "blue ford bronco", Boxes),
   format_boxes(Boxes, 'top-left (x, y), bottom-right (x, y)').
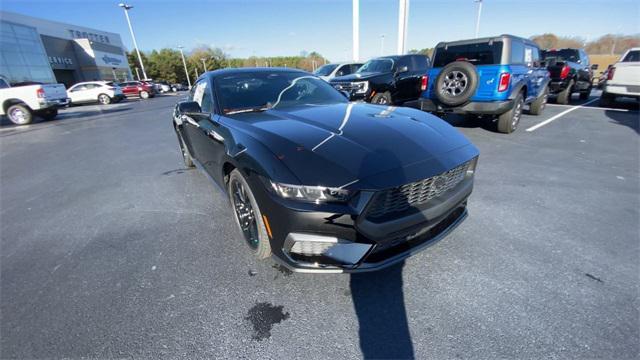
top-left (407, 35), bottom-right (550, 133)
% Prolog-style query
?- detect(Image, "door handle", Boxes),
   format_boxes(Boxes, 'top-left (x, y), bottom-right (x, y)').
top-left (208, 129), bottom-right (224, 142)
top-left (181, 115), bottom-right (199, 127)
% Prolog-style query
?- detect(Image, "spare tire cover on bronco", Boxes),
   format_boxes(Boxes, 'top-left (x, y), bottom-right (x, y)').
top-left (435, 61), bottom-right (479, 106)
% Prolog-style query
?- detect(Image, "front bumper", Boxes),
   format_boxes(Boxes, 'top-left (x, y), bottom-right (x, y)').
top-left (249, 170), bottom-right (474, 273)
top-left (406, 98), bottom-right (514, 115)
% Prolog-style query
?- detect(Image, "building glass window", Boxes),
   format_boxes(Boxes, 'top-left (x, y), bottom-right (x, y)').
top-left (0, 21), bottom-right (55, 84)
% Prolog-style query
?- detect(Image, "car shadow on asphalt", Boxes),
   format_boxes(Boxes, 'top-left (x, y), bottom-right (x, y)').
top-left (605, 109), bottom-right (639, 135)
top-left (349, 143), bottom-right (418, 360)
top-left (350, 260), bottom-right (414, 360)
top-left (443, 113), bottom-right (496, 132)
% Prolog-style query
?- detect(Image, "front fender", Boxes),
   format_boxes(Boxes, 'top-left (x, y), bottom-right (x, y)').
top-left (221, 129), bottom-right (301, 187)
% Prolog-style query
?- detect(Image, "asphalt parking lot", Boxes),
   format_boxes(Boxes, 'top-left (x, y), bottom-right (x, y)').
top-left (1, 92), bottom-right (638, 359)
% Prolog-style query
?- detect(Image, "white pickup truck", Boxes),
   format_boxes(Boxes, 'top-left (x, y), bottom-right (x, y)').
top-left (0, 76), bottom-right (69, 125)
top-left (600, 48), bottom-right (640, 106)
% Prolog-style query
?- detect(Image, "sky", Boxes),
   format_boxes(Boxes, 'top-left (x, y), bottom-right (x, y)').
top-left (1, 0), bottom-right (639, 61)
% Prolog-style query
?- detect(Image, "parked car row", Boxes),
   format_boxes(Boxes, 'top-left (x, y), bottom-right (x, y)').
top-left (324, 35), bottom-right (550, 133)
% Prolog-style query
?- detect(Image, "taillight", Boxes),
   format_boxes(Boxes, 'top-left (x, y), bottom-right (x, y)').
top-left (36, 88), bottom-right (45, 98)
top-left (498, 73), bottom-right (510, 92)
top-left (420, 75), bottom-right (428, 91)
top-left (559, 65), bottom-right (570, 79)
top-left (607, 67), bottom-right (615, 80)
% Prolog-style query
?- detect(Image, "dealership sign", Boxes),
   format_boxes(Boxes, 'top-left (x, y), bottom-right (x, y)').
top-left (68, 29), bottom-right (111, 44)
top-left (101, 54), bottom-right (122, 66)
top-left (49, 56), bottom-right (73, 65)
top-left (93, 50), bottom-right (129, 69)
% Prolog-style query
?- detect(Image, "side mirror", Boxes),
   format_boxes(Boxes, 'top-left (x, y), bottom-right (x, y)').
top-left (340, 91), bottom-right (351, 100)
top-left (591, 64), bottom-right (599, 70)
top-left (178, 101), bottom-right (201, 115)
top-left (397, 66), bottom-right (409, 74)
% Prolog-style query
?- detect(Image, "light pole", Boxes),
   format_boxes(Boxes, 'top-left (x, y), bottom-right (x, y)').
top-left (352, 0), bottom-right (359, 61)
top-left (397, 0), bottom-right (409, 54)
top-left (380, 34), bottom-right (385, 56)
top-left (118, 3), bottom-right (148, 80)
top-left (474, 0), bottom-right (483, 38)
top-left (177, 46), bottom-right (191, 88)
top-left (200, 58), bottom-right (208, 72)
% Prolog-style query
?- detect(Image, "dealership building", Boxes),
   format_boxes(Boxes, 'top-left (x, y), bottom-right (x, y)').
top-left (0, 11), bottom-right (132, 87)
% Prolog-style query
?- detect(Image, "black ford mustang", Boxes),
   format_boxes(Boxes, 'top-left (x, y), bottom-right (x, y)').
top-left (173, 68), bottom-right (479, 273)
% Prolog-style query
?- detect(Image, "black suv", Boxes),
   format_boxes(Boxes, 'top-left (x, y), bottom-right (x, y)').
top-left (329, 54), bottom-right (430, 105)
top-left (541, 48), bottom-right (597, 104)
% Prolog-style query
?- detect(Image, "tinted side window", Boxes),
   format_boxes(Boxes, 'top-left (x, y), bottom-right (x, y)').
top-left (0, 79), bottom-right (9, 89)
top-left (397, 56), bottom-right (412, 69)
top-left (511, 40), bottom-right (524, 64)
top-left (192, 80), bottom-right (213, 112)
top-left (524, 46), bottom-right (539, 67)
top-left (622, 50), bottom-right (640, 62)
top-left (412, 55), bottom-right (429, 71)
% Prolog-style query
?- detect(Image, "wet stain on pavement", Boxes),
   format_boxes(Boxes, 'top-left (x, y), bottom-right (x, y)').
top-left (245, 302), bottom-right (290, 341)
top-left (272, 264), bottom-right (293, 277)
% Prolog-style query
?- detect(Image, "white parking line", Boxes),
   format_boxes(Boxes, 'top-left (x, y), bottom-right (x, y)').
top-left (546, 103), bottom-right (631, 112)
top-left (526, 98), bottom-right (599, 132)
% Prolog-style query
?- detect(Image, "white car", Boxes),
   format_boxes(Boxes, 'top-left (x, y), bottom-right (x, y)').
top-left (0, 76), bottom-right (69, 125)
top-left (67, 81), bottom-right (124, 105)
top-left (600, 48), bottom-right (640, 106)
top-left (313, 62), bottom-right (363, 81)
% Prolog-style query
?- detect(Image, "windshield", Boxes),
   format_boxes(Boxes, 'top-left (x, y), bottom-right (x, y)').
top-left (357, 59), bottom-right (394, 73)
top-left (433, 42), bottom-right (503, 67)
top-left (314, 64), bottom-right (338, 76)
top-left (541, 49), bottom-right (579, 63)
top-left (216, 71), bottom-right (348, 114)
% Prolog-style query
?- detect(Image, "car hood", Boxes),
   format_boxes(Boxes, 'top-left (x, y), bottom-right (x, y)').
top-left (226, 103), bottom-right (477, 189)
top-left (330, 72), bottom-right (387, 82)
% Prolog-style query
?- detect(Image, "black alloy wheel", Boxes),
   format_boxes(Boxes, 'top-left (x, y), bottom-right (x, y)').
top-left (230, 177), bottom-right (259, 249)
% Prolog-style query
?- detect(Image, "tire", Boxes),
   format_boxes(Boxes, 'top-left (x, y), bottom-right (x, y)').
top-left (228, 169), bottom-right (272, 260)
top-left (579, 85), bottom-right (591, 100)
top-left (599, 92), bottom-right (615, 107)
top-left (39, 108), bottom-right (58, 121)
top-left (497, 92), bottom-right (524, 134)
top-left (557, 80), bottom-right (574, 105)
top-left (98, 93), bottom-right (112, 105)
top-left (139, 90), bottom-right (150, 99)
top-left (6, 103), bottom-right (33, 125)
top-left (176, 130), bottom-right (194, 168)
top-left (371, 91), bottom-right (392, 105)
top-left (434, 61), bottom-right (479, 106)
top-left (528, 86), bottom-right (548, 115)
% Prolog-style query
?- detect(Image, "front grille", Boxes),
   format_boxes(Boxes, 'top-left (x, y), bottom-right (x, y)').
top-left (331, 82), bottom-right (355, 91)
top-left (365, 160), bottom-right (471, 220)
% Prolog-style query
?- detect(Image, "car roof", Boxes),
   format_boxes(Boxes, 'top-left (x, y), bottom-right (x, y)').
top-left (71, 81), bottom-right (110, 86)
top-left (436, 34), bottom-right (538, 48)
top-left (198, 67), bottom-right (308, 81)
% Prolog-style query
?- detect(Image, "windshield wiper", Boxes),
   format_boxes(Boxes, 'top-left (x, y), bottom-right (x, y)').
top-left (225, 104), bottom-right (271, 115)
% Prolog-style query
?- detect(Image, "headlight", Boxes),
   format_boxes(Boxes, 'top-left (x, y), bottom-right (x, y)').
top-left (268, 180), bottom-right (351, 204)
top-left (466, 156), bottom-right (479, 177)
top-left (352, 81), bottom-right (369, 94)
